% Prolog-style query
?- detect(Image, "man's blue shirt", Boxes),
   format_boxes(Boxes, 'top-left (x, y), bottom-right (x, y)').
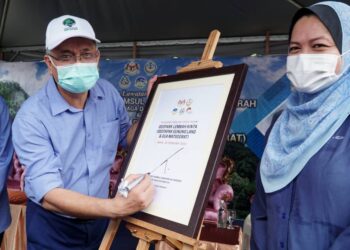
top-left (12, 77), bottom-right (131, 205)
top-left (0, 96), bottom-right (13, 233)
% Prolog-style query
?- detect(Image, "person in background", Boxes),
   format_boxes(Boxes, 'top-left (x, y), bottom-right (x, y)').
top-left (12, 15), bottom-right (154, 249)
top-left (251, 1), bottom-right (350, 249)
top-left (0, 97), bottom-right (13, 246)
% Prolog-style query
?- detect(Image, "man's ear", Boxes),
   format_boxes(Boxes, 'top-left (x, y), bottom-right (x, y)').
top-left (43, 55), bottom-right (54, 75)
top-left (96, 49), bottom-right (101, 62)
top-left (96, 50), bottom-right (101, 70)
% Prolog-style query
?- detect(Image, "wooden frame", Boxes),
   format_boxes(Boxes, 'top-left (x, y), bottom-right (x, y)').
top-left (114, 63), bottom-right (247, 238)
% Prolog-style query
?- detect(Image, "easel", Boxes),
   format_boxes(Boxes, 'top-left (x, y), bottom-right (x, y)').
top-left (99, 29), bottom-right (223, 250)
top-left (177, 29), bottom-right (223, 73)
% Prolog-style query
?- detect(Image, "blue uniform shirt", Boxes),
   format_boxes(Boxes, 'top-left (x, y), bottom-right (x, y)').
top-left (12, 77), bottom-right (131, 205)
top-left (0, 96), bottom-right (13, 233)
top-left (251, 115), bottom-right (350, 250)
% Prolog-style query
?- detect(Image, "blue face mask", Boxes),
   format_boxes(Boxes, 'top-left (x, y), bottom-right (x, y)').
top-left (53, 62), bottom-right (99, 93)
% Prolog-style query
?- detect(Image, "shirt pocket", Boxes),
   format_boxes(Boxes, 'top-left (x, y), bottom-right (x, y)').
top-left (99, 119), bottom-right (120, 154)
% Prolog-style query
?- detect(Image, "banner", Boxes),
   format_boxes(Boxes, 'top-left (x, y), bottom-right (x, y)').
top-left (0, 56), bottom-right (289, 158)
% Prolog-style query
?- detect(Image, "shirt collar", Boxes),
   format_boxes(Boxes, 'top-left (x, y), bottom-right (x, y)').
top-left (46, 77), bottom-right (105, 116)
top-left (89, 79), bottom-right (105, 103)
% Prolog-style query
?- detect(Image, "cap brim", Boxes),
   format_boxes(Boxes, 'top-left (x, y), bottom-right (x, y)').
top-left (47, 35), bottom-right (100, 50)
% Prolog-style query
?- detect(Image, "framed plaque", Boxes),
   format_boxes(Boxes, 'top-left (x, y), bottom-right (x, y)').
top-left (116, 64), bottom-right (248, 238)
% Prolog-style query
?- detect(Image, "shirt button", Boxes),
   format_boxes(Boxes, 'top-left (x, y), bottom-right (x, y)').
top-left (280, 242), bottom-right (285, 248)
top-left (87, 133), bottom-right (91, 137)
top-left (282, 213), bottom-right (286, 219)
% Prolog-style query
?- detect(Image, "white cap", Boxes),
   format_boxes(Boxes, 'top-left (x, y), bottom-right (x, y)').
top-left (45, 15), bottom-right (100, 50)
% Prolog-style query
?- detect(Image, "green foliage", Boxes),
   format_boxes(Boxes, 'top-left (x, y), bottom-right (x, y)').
top-left (0, 81), bottom-right (28, 119)
top-left (223, 141), bottom-right (259, 219)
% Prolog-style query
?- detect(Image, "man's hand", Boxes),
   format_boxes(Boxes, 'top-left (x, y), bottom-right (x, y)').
top-left (111, 174), bottom-right (155, 218)
top-left (42, 174), bottom-right (154, 219)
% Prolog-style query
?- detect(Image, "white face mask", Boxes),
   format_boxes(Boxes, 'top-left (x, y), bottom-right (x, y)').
top-left (286, 53), bottom-right (340, 94)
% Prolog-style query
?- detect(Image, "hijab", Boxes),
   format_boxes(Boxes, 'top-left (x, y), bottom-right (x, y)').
top-left (260, 1), bottom-right (350, 193)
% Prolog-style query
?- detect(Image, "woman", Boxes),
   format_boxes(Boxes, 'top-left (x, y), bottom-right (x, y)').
top-left (251, 1), bottom-right (350, 249)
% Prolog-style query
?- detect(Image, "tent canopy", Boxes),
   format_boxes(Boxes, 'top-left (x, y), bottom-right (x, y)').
top-left (0, 0), bottom-right (348, 61)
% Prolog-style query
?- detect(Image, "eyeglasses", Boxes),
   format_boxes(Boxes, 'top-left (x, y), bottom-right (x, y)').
top-left (48, 51), bottom-right (99, 64)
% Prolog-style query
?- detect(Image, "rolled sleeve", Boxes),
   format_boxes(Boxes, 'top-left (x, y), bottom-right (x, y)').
top-left (12, 114), bottom-right (63, 203)
top-left (26, 165), bottom-right (64, 204)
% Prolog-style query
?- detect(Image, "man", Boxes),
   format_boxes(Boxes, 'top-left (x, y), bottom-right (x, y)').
top-left (12, 15), bottom-right (154, 249)
top-left (0, 97), bottom-right (13, 246)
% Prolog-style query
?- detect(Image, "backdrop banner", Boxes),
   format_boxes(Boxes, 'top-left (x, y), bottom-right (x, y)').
top-left (0, 55), bottom-right (290, 158)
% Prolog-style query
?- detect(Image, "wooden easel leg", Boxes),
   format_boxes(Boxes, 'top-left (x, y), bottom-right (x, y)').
top-left (19, 205), bottom-right (27, 250)
top-left (164, 237), bottom-right (183, 249)
top-left (136, 239), bottom-right (151, 250)
top-left (126, 223), bottom-right (163, 250)
top-left (181, 243), bottom-right (195, 250)
top-left (99, 219), bottom-right (121, 250)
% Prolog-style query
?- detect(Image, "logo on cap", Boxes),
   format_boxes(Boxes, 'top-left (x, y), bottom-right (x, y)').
top-left (63, 18), bottom-right (76, 27)
top-left (63, 18), bottom-right (78, 31)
